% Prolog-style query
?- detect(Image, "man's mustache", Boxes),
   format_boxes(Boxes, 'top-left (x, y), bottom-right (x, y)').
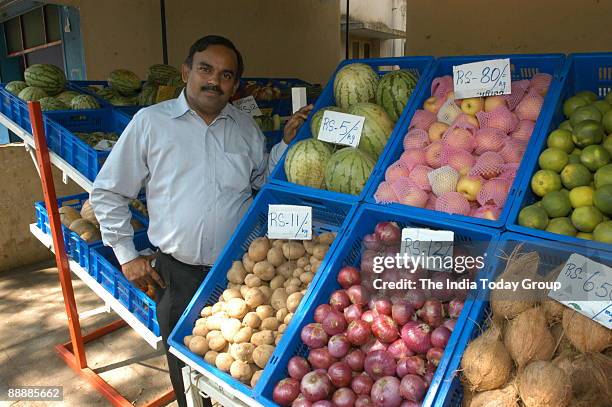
top-left (201, 84), bottom-right (223, 95)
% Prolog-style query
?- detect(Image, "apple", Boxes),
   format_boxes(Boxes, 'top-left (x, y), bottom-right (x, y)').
top-left (454, 113), bottom-right (479, 128)
top-left (428, 122), bottom-right (449, 142)
top-left (484, 96), bottom-right (507, 112)
top-left (456, 175), bottom-right (483, 201)
top-left (424, 96), bottom-right (440, 113)
top-left (460, 97), bottom-right (484, 115)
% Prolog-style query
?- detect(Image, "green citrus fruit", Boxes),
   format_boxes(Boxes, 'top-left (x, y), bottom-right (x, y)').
top-left (561, 163), bottom-right (593, 189)
top-left (576, 232), bottom-right (593, 240)
top-left (580, 145), bottom-right (611, 171)
top-left (571, 206), bottom-right (603, 232)
top-left (592, 100), bottom-right (612, 115)
top-left (546, 217), bottom-right (577, 236)
top-left (569, 186), bottom-right (594, 208)
top-left (563, 96), bottom-right (589, 118)
top-left (593, 184), bottom-right (612, 215)
top-left (603, 110), bottom-right (612, 133)
top-left (541, 191), bottom-right (572, 217)
top-left (593, 221), bottom-right (612, 243)
top-left (594, 164), bottom-right (612, 188)
top-left (575, 90), bottom-right (598, 103)
top-left (538, 148), bottom-right (569, 173)
top-left (518, 205), bottom-right (549, 230)
top-left (547, 129), bottom-right (574, 153)
top-left (531, 169), bottom-right (562, 197)
top-left (572, 120), bottom-right (604, 148)
top-left (570, 105), bottom-right (602, 127)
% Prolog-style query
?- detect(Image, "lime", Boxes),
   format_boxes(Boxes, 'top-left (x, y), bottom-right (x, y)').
top-left (572, 120), bottom-right (604, 148)
top-left (558, 121), bottom-right (573, 131)
top-left (560, 188), bottom-right (570, 198)
top-left (594, 164), bottom-right (612, 188)
top-left (531, 169), bottom-right (562, 197)
top-left (569, 186), bottom-right (595, 208)
top-left (576, 232), bottom-right (593, 240)
top-left (570, 105), bottom-right (602, 127)
top-left (547, 129), bottom-right (574, 153)
top-left (571, 206), bottom-right (603, 232)
top-left (538, 148), bottom-right (569, 173)
top-left (593, 184), bottom-right (612, 215)
top-left (580, 145), bottom-right (611, 171)
top-left (546, 217), bottom-right (577, 236)
top-left (518, 205), bottom-right (549, 230)
top-left (568, 154), bottom-right (581, 164)
top-left (606, 92), bottom-right (612, 106)
top-left (592, 100), bottom-right (612, 115)
top-left (603, 110), bottom-right (612, 133)
top-left (541, 191), bottom-right (572, 217)
top-left (563, 96), bottom-right (589, 118)
top-left (575, 90), bottom-right (598, 103)
top-left (561, 163), bottom-right (593, 189)
top-left (603, 135), bottom-right (612, 156)
top-left (593, 221), bottom-right (612, 243)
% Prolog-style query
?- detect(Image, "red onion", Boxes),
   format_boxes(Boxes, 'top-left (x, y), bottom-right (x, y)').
top-left (291, 394), bottom-right (313, 407)
top-left (361, 251), bottom-right (376, 275)
top-left (301, 323), bottom-right (329, 349)
top-left (371, 299), bottom-right (392, 316)
top-left (328, 334), bottom-right (351, 358)
top-left (347, 320), bottom-right (371, 346)
top-left (403, 289), bottom-right (426, 310)
top-left (312, 401), bottom-right (334, 407)
top-left (332, 388), bottom-right (357, 407)
top-left (423, 367), bottom-right (434, 386)
top-left (300, 371), bottom-right (333, 402)
top-left (351, 374), bottom-right (374, 395)
top-left (273, 378), bottom-right (301, 406)
top-left (387, 339), bottom-right (414, 360)
top-left (426, 347), bottom-right (444, 367)
top-left (399, 374), bottom-right (427, 402)
top-left (363, 233), bottom-right (384, 251)
top-left (347, 285), bottom-right (367, 306)
top-left (361, 310), bottom-right (378, 325)
top-left (327, 361), bottom-right (352, 387)
top-left (346, 349), bottom-right (365, 372)
top-left (344, 304), bottom-right (364, 323)
top-left (447, 299), bottom-right (464, 319)
top-left (396, 356), bottom-right (426, 377)
top-left (371, 376), bottom-right (402, 407)
top-left (401, 321), bottom-right (432, 354)
top-left (361, 338), bottom-right (388, 354)
top-left (364, 351), bottom-right (397, 380)
top-left (322, 310), bottom-right (347, 336)
top-left (430, 326), bottom-right (451, 349)
top-left (375, 222), bottom-right (401, 244)
top-left (355, 395), bottom-right (375, 407)
top-left (371, 314), bottom-right (399, 343)
top-left (417, 300), bottom-right (444, 328)
top-left (308, 347), bottom-right (337, 370)
top-left (288, 356), bottom-right (311, 381)
top-left (330, 290), bottom-right (351, 312)
top-left (338, 266), bottom-right (361, 288)
top-left (314, 304), bottom-right (332, 324)
top-left (429, 272), bottom-right (455, 302)
top-left (391, 302), bottom-right (415, 326)
top-left (400, 402), bottom-right (421, 407)
top-left (442, 318), bottom-right (456, 332)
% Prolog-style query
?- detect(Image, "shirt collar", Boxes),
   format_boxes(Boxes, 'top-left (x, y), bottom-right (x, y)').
top-left (170, 90), bottom-right (237, 124)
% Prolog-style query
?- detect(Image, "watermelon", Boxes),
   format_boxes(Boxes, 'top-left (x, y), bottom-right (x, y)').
top-left (348, 102), bottom-right (394, 159)
top-left (39, 97), bottom-right (68, 111)
top-left (333, 63), bottom-right (379, 110)
top-left (147, 64), bottom-right (180, 85)
top-left (310, 106), bottom-right (345, 139)
top-left (376, 70), bottom-right (418, 122)
top-left (18, 86), bottom-right (47, 101)
top-left (167, 75), bottom-right (184, 87)
top-left (56, 90), bottom-right (80, 105)
top-left (5, 81), bottom-right (28, 96)
top-left (284, 139), bottom-right (332, 188)
top-left (324, 147), bottom-right (375, 195)
top-left (108, 69), bottom-right (141, 95)
top-left (24, 64), bottom-right (66, 95)
top-left (138, 82), bottom-right (159, 105)
top-left (110, 95), bottom-right (136, 106)
top-left (70, 95), bottom-right (101, 110)
top-left (96, 87), bottom-right (119, 101)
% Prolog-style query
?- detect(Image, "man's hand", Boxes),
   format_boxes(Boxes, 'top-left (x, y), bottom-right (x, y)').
top-left (283, 104), bottom-right (314, 144)
top-left (121, 255), bottom-right (166, 292)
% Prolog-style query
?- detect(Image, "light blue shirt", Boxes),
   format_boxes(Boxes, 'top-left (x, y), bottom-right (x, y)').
top-left (91, 92), bottom-right (287, 266)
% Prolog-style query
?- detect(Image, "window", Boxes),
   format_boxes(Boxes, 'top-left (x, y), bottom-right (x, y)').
top-left (363, 43), bottom-right (370, 59)
top-left (352, 41), bottom-right (360, 59)
top-left (349, 38), bottom-right (375, 59)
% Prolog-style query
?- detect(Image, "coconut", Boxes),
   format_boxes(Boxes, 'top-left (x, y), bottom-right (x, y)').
top-left (550, 323), bottom-right (574, 356)
top-left (554, 351), bottom-right (611, 407)
top-left (504, 307), bottom-right (555, 368)
top-left (517, 361), bottom-right (571, 407)
top-left (541, 298), bottom-right (565, 325)
top-left (461, 323), bottom-right (513, 392)
top-left (562, 309), bottom-right (612, 353)
top-left (469, 380), bottom-right (519, 407)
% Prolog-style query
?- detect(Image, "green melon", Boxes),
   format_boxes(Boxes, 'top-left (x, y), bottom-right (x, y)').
top-left (138, 82), bottom-right (159, 106)
top-left (167, 75), bottom-right (184, 87)
top-left (5, 81), bottom-right (28, 96)
top-left (24, 64), bottom-right (66, 95)
top-left (110, 95), bottom-right (136, 106)
top-left (310, 106), bottom-right (346, 139)
top-left (376, 70), bottom-right (418, 122)
top-left (348, 102), bottom-right (394, 160)
top-left (284, 139), bottom-right (332, 189)
top-left (70, 95), bottom-right (101, 110)
top-left (147, 64), bottom-right (180, 85)
top-left (39, 97), bottom-right (68, 111)
top-left (333, 63), bottom-right (379, 110)
top-left (324, 147), bottom-right (375, 195)
top-left (108, 69), bottom-right (141, 95)
top-left (96, 87), bottom-right (119, 101)
top-left (18, 86), bottom-right (47, 101)
top-left (56, 90), bottom-right (81, 105)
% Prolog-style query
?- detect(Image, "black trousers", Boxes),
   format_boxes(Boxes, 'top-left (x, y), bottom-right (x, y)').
top-left (155, 252), bottom-right (212, 407)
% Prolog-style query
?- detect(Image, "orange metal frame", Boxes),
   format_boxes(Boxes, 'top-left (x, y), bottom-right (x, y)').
top-left (27, 102), bottom-right (175, 406)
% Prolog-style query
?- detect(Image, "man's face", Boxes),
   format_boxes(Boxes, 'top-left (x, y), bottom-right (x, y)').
top-left (182, 44), bottom-right (239, 115)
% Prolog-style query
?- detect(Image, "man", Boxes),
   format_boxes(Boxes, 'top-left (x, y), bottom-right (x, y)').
top-left (91, 35), bottom-right (312, 406)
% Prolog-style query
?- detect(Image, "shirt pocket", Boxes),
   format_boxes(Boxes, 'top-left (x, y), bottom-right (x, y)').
top-left (218, 151), bottom-right (253, 193)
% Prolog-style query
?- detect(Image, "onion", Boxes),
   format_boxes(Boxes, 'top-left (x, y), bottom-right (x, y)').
top-left (291, 394), bottom-right (313, 407)
top-left (314, 304), bottom-right (332, 324)
top-left (399, 374), bottom-right (427, 402)
top-left (426, 347), bottom-right (444, 366)
top-left (347, 320), bottom-right (371, 346)
top-left (404, 289), bottom-right (426, 309)
top-left (371, 315), bottom-right (399, 343)
top-left (364, 351), bottom-right (397, 380)
top-left (423, 370), bottom-right (434, 387)
top-left (375, 222), bottom-right (401, 244)
top-left (332, 388), bottom-right (357, 407)
top-left (330, 290), bottom-right (351, 312)
top-left (312, 401), bottom-right (334, 407)
top-left (371, 376), bottom-right (402, 407)
top-left (361, 310), bottom-right (378, 325)
top-left (442, 318), bottom-right (456, 332)
top-left (308, 347), bottom-right (337, 370)
top-left (344, 304), bottom-right (364, 323)
top-left (361, 338), bottom-right (388, 354)
top-left (447, 299), bottom-right (464, 319)
top-left (322, 310), bottom-right (347, 336)
top-left (363, 233), bottom-right (383, 251)
top-left (355, 395), bottom-right (375, 407)
top-left (328, 361), bottom-right (353, 387)
top-left (387, 339), bottom-right (414, 359)
top-left (338, 266), bottom-right (361, 288)
top-left (301, 323), bottom-right (329, 349)
top-left (429, 272), bottom-right (455, 302)
top-left (396, 356), bottom-right (426, 377)
top-left (401, 321), bottom-right (432, 354)
top-left (361, 251), bottom-right (376, 275)
top-left (346, 349), bottom-right (365, 372)
top-left (371, 299), bottom-right (393, 316)
top-left (300, 371), bottom-right (333, 402)
top-left (288, 356), bottom-right (311, 381)
top-left (417, 300), bottom-right (444, 328)
top-left (347, 285), bottom-right (367, 306)
top-left (273, 378), bottom-right (301, 406)
top-left (328, 334), bottom-right (351, 358)
top-left (431, 326), bottom-right (451, 349)
top-left (351, 374), bottom-right (374, 395)
top-left (391, 302), bottom-right (415, 326)
top-left (400, 402), bottom-right (421, 407)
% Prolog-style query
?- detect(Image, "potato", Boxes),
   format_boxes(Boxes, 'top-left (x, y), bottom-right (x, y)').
top-left (311, 259), bottom-right (322, 274)
top-left (267, 247), bottom-right (285, 267)
top-left (226, 298), bottom-right (248, 319)
top-left (211, 303), bottom-right (224, 315)
top-left (284, 277), bottom-right (301, 288)
top-left (222, 288), bottom-right (242, 302)
top-left (208, 332), bottom-right (227, 352)
top-left (286, 292), bottom-right (304, 313)
top-left (200, 306), bottom-right (213, 318)
top-left (244, 274), bottom-right (261, 288)
top-left (183, 335), bottom-right (194, 347)
top-left (204, 350), bottom-right (218, 365)
top-left (227, 261), bottom-right (247, 284)
top-left (192, 325), bottom-right (209, 337)
top-left (304, 265), bottom-right (312, 272)
top-left (285, 285), bottom-right (300, 295)
top-left (284, 313), bottom-right (293, 325)
top-left (282, 242), bottom-right (306, 260)
top-left (215, 352), bottom-right (234, 372)
top-left (221, 318), bottom-right (242, 342)
top-left (251, 330), bottom-right (274, 346)
top-left (278, 324), bottom-right (287, 334)
top-left (272, 239), bottom-right (286, 248)
top-left (248, 237), bottom-right (270, 262)
top-left (276, 261), bottom-right (297, 279)
top-left (296, 256), bottom-right (310, 269)
top-left (291, 267), bottom-right (303, 278)
top-left (230, 360), bottom-right (253, 382)
top-left (189, 336), bottom-right (209, 355)
top-left (239, 285), bottom-right (250, 299)
top-left (252, 344), bottom-right (275, 368)
top-left (318, 232), bottom-right (335, 245)
top-left (230, 343), bottom-right (256, 363)
top-left (261, 317), bottom-right (280, 331)
top-left (300, 272), bottom-right (314, 285)
top-left (242, 253), bottom-right (256, 273)
top-left (245, 287), bottom-right (266, 309)
top-left (276, 308), bottom-right (289, 322)
top-left (234, 327), bottom-right (254, 343)
top-left (259, 285), bottom-right (272, 302)
top-left (312, 244), bottom-right (329, 260)
top-left (242, 312), bottom-right (261, 329)
top-left (206, 330), bottom-right (220, 341)
top-left (205, 314), bottom-right (225, 331)
top-left (195, 317), bottom-right (207, 326)
top-left (253, 261), bottom-right (275, 281)
top-left (251, 369), bottom-right (263, 387)
top-left (269, 275), bottom-right (286, 290)
top-left (275, 334), bottom-right (283, 345)
top-left (256, 305), bottom-right (274, 320)
top-left (270, 288), bottom-right (288, 311)
top-left (303, 239), bottom-right (317, 255)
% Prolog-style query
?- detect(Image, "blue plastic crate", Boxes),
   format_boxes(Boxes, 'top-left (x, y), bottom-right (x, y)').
top-left (257, 203), bottom-right (500, 407)
top-left (263, 129), bottom-right (284, 152)
top-left (90, 232), bottom-right (159, 335)
top-left (432, 231), bottom-right (612, 406)
top-left (238, 77), bottom-right (321, 116)
top-left (507, 53), bottom-right (612, 252)
top-left (167, 183), bottom-right (358, 401)
top-left (364, 53), bottom-right (567, 229)
top-left (43, 108), bottom-right (131, 181)
top-left (268, 56), bottom-right (435, 203)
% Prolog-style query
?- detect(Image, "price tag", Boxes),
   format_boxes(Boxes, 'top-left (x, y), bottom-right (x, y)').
top-left (292, 87), bottom-right (307, 114)
top-left (400, 228), bottom-right (454, 272)
top-left (548, 253), bottom-right (612, 329)
top-left (317, 110), bottom-right (365, 147)
top-left (453, 58), bottom-right (512, 99)
top-left (233, 95), bottom-right (262, 117)
top-left (267, 205), bottom-right (312, 240)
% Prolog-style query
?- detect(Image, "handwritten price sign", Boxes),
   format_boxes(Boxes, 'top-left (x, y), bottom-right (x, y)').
top-left (453, 58), bottom-right (512, 99)
top-left (233, 95), bottom-right (263, 117)
top-left (317, 110), bottom-right (365, 147)
top-left (400, 228), bottom-right (454, 272)
top-left (267, 205), bottom-right (312, 240)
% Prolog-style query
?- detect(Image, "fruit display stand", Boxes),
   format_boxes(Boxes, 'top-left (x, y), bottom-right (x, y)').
top-left (70, 80), bottom-right (144, 116)
top-left (508, 53), bottom-right (612, 252)
top-left (364, 53), bottom-right (567, 229)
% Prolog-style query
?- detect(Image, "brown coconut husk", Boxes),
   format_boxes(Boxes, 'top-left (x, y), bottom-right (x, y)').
top-left (562, 309), bottom-right (612, 353)
top-left (517, 361), bottom-right (572, 407)
top-left (541, 298), bottom-right (566, 325)
top-left (550, 323), bottom-right (575, 357)
top-left (504, 307), bottom-right (556, 369)
top-left (554, 351), bottom-right (612, 407)
top-left (469, 379), bottom-right (520, 407)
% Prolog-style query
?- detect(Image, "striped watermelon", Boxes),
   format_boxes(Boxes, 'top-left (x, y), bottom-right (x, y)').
top-left (348, 102), bottom-right (394, 159)
top-left (108, 69), bottom-right (141, 95)
top-left (284, 139), bottom-right (332, 189)
top-left (5, 81), bottom-right (28, 96)
top-left (18, 86), bottom-right (47, 101)
top-left (96, 87), bottom-right (119, 101)
top-left (147, 64), bottom-right (180, 85)
top-left (324, 147), bottom-right (375, 195)
top-left (24, 64), bottom-right (66, 95)
top-left (56, 90), bottom-right (80, 105)
top-left (310, 106), bottom-right (345, 139)
top-left (70, 95), bottom-right (100, 110)
top-left (110, 95), bottom-right (136, 106)
top-left (167, 75), bottom-right (184, 87)
top-left (333, 63), bottom-right (379, 110)
top-left (139, 82), bottom-right (159, 105)
top-left (376, 70), bottom-right (418, 122)
top-left (39, 97), bottom-right (68, 111)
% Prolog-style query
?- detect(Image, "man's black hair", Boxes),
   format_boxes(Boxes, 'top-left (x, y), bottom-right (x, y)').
top-left (184, 35), bottom-right (244, 79)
